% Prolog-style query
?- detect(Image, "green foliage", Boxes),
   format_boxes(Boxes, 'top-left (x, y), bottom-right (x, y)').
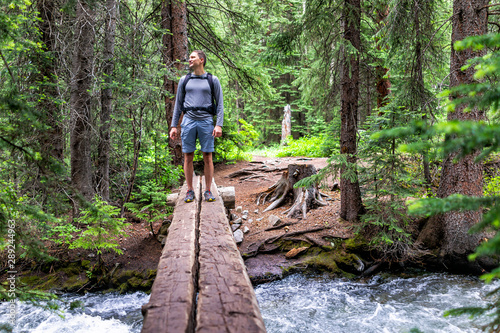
top-left (214, 118), bottom-right (260, 162)
top-left (124, 180), bottom-right (172, 229)
top-left (136, 131), bottom-right (183, 190)
top-left (70, 196), bottom-right (127, 260)
top-left (277, 135), bottom-right (333, 158)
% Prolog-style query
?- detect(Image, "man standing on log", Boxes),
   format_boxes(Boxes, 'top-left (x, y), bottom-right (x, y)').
top-left (169, 50), bottom-right (224, 202)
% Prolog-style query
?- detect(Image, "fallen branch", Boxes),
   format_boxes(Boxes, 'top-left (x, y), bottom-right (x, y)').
top-left (265, 226), bottom-right (330, 244)
top-left (264, 221), bottom-right (300, 231)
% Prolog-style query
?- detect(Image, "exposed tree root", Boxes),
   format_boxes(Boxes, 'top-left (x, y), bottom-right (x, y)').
top-left (257, 164), bottom-right (326, 217)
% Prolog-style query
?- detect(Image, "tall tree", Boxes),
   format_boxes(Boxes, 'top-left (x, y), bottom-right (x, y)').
top-left (339, 0), bottom-right (364, 222)
top-left (70, 0), bottom-right (95, 204)
top-left (36, 0), bottom-right (64, 162)
top-left (417, 0), bottom-right (489, 271)
top-left (162, 0), bottom-right (188, 166)
top-left (98, 0), bottom-right (118, 202)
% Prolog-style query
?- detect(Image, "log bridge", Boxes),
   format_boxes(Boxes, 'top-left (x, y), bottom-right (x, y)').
top-left (141, 176), bottom-right (266, 333)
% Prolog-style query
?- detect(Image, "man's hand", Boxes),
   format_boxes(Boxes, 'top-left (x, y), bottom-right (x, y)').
top-left (212, 125), bottom-right (222, 138)
top-left (170, 127), bottom-right (178, 140)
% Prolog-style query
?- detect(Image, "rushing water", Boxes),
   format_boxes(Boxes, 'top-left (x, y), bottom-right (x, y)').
top-left (0, 273), bottom-right (498, 332)
top-left (0, 291), bottom-right (148, 333)
top-left (255, 273), bottom-right (499, 333)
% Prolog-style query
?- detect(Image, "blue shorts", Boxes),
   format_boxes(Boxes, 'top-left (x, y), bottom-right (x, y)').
top-left (180, 117), bottom-right (214, 153)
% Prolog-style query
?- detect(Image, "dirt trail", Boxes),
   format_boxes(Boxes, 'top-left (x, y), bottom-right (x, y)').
top-left (213, 156), bottom-right (354, 280)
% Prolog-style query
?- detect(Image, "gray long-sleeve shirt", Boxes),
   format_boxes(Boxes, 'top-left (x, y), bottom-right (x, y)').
top-left (171, 73), bottom-right (224, 128)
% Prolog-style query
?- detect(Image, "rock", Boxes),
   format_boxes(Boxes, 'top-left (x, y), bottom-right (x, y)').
top-left (243, 226), bottom-right (250, 234)
top-left (231, 213), bottom-right (238, 221)
top-left (256, 217), bottom-right (263, 222)
top-left (236, 206), bottom-right (242, 213)
top-left (158, 220), bottom-right (171, 235)
top-left (233, 229), bottom-right (244, 244)
top-left (285, 247), bottom-right (309, 259)
top-left (242, 215), bottom-right (248, 220)
top-left (157, 234), bottom-right (167, 244)
top-left (254, 209), bottom-right (259, 214)
top-left (268, 215), bottom-right (281, 227)
top-left (233, 217), bottom-right (242, 224)
top-left (218, 186), bottom-right (235, 209)
top-left (248, 219), bottom-right (253, 223)
top-left (242, 210), bottom-right (249, 215)
top-left (231, 224), bottom-right (241, 232)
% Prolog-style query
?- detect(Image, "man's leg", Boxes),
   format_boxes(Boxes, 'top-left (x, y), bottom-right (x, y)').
top-left (185, 152), bottom-right (195, 190)
top-left (202, 152), bottom-right (213, 191)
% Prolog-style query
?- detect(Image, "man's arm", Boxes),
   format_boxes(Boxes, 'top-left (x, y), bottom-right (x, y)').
top-left (169, 76), bottom-right (185, 140)
top-left (213, 76), bottom-right (224, 128)
top-left (171, 76), bottom-right (185, 128)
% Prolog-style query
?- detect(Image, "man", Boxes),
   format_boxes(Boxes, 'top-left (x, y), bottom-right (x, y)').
top-left (169, 50), bottom-right (224, 202)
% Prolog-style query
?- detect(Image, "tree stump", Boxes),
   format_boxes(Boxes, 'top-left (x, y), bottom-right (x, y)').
top-left (257, 164), bottom-right (327, 218)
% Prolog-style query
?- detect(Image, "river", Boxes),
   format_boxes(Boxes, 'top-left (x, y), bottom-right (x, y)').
top-left (0, 272), bottom-right (497, 332)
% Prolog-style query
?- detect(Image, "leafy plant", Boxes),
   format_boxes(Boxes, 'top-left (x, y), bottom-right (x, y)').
top-left (70, 196), bottom-right (127, 263)
top-left (124, 181), bottom-right (172, 236)
top-left (277, 135), bottom-right (331, 157)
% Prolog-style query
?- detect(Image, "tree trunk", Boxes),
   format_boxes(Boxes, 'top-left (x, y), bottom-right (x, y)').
top-left (339, 0), bottom-right (364, 222)
top-left (70, 0), bottom-right (95, 205)
top-left (162, 0), bottom-right (188, 166)
top-left (375, 5), bottom-right (390, 109)
top-left (281, 104), bottom-right (291, 145)
top-left (417, 0), bottom-right (489, 271)
top-left (37, 0), bottom-right (63, 162)
top-left (412, 0), bottom-right (432, 186)
top-left (257, 164), bottom-right (327, 218)
top-left (98, 0), bottom-right (118, 202)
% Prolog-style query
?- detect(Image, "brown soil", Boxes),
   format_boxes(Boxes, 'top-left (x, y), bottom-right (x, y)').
top-left (213, 156), bottom-right (354, 279)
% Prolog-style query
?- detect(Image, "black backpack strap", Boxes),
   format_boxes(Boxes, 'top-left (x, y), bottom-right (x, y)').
top-left (180, 73), bottom-right (192, 113)
top-left (207, 73), bottom-right (216, 115)
top-left (180, 72), bottom-right (216, 115)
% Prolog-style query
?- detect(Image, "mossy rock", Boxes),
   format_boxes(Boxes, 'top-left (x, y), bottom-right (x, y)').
top-left (62, 274), bottom-right (89, 292)
top-left (80, 260), bottom-right (91, 270)
top-left (144, 269), bottom-right (156, 280)
top-left (111, 270), bottom-right (136, 285)
top-left (140, 279), bottom-right (154, 289)
top-left (344, 236), bottom-right (368, 252)
top-left (128, 277), bottom-right (143, 289)
top-left (118, 282), bottom-right (130, 293)
top-left (60, 263), bottom-right (81, 276)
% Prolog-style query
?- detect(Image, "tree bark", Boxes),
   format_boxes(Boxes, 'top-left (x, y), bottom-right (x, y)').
top-left (339, 0), bottom-right (364, 222)
top-left (375, 5), bottom-right (390, 109)
top-left (37, 0), bottom-right (63, 162)
top-left (162, 0), bottom-right (188, 166)
top-left (417, 0), bottom-right (489, 271)
top-left (281, 104), bottom-right (292, 145)
top-left (70, 0), bottom-right (95, 205)
top-left (98, 0), bottom-right (118, 202)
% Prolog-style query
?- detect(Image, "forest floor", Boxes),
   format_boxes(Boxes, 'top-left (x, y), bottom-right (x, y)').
top-left (108, 155), bottom-right (355, 281)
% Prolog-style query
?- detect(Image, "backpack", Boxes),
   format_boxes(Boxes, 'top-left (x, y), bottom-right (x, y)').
top-left (179, 72), bottom-right (217, 115)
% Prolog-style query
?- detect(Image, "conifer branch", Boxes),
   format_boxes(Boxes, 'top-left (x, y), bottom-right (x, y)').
top-left (0, 49), bottom-right (18, 90)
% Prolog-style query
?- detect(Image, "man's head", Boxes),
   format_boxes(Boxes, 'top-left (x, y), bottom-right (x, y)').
top-left (189, 50), bottom-right (206, 70)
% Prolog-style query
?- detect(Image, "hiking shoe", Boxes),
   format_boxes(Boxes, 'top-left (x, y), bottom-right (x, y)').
top-left (204, 190), bottom-right (216, 202)
top-left (184, 189), bottom-right (195, 203)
